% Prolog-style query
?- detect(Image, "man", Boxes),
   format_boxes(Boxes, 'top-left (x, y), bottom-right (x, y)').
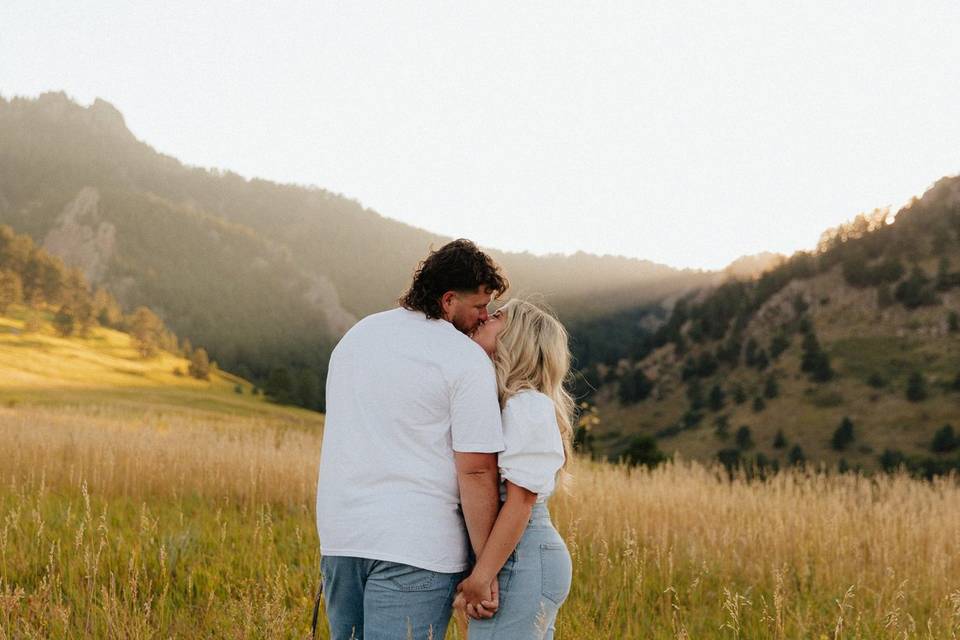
top-left (316, 239), bottom-right (509, 639)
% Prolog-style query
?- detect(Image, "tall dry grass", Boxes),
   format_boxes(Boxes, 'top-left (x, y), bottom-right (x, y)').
top-left (1, 405), bottom-right (959, 638)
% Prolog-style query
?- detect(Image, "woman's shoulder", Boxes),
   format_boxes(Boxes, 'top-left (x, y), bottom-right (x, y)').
top-left (504, 388), bottom-right (553, 411)
top-left (503, 390), bottom-right (557, 428)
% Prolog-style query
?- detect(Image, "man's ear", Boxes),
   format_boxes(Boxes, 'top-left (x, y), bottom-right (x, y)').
top-left (440, 291), bottom-right (459, 319)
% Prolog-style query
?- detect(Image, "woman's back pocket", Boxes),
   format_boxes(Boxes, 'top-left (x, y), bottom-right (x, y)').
top-left (539, 542), bottom-right (572, 605)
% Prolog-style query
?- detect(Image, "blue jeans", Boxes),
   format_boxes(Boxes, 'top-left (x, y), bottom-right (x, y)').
top-left (467, 502), bottom-right (572, 639)
top-left (320, 555), bottom-right (466, 640)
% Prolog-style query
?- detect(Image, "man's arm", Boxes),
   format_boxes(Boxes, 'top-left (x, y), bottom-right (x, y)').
top-left (454, 451), bottom-right (500, 557)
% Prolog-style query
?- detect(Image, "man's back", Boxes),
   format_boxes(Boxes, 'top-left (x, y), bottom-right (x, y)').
top-left (316, 307), bottom-right (504, 572)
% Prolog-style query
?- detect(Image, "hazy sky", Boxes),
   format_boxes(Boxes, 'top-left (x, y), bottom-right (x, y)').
top-left (3, 2), bottom-right (960, 270)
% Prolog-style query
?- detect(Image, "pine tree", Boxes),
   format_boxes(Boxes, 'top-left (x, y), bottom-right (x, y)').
top-left (769, 332), bottom-right (790, 360)
top-left (188, 347), bottom-right (211, 380)
top-left (92, 287), bottom-right (122, 327)
top-left (52, 305), bottom-right (75, 337)
top-left (788, 445), bottom-right (806, 466)
top-left (0, 270), bottom-right (23, 314)
top-left (732, 383), bottom-right (747, 405)
top-left (686, 377), bottom-right (704, 411)
top-left (831, 416), bottom-right (855, 451)
top-left (773, 429), bottom-right (787, 449)
top-left (754, 349), bottom-right (769, 371)
top-left (129, 307), bottom-right (164, 358)
top-left (931, 424), bottom-right (958, 453)
top-left (708, 383), bottom-right (725, 411)
top-left (744, 338), bottom-right (759, 367)
top-left (618, 368), bottom-right (653, 404)
top-left (735, 425), bottom-right (754, 450)
top-left (763, 375), bottom-right (779, 399)
top-left (621, 435), bottom-right (666, 468)
top-left (906, 371), bottom-right (927, 402)
top-left (714, 414), bottom-right (730, 440)
top-left (936, 256), bottom-right (952, 290)
top-left (264, 367), bottom-right (294, 403)
top-left (297, 369), bottom-right (322, 411)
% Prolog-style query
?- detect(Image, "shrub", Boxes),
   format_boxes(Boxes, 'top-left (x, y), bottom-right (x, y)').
top-left (714, 414), bottom-right (730, 440)
top-left (906, 371), bottom-right (927, 402)
top-left (686, 378), bottom-right (704, 411)
top-left (866, 372), bottom-right (886, 389)
top-left (831, 417), bottom-right (855, 451)
top-left (770, 333), bottom-right (790, 359)
top-left (619, 434), bottom-right (667, 468)
top-left (708, 384), bottom-right (725, 411)
top-left (732, 384), bottom-right (747, 404)
top-left (618, 368), bottom-right (653, 404)
top-left (788, 445), bottom-right (806, 466)
top-left (716, 448), bottom-right (742, 473)
top-left (735, 425), bottom-right (754, 450)
top-left (879, 448), bottom-right (908, 472)
top-left (931, 424), bottom-right (958, 453)
top-left (763, 375), bottom-right (779, 399)
top-left (189, 347), bottom-right (211, 380)
top-left (773, 429), bottom-right (787, 449)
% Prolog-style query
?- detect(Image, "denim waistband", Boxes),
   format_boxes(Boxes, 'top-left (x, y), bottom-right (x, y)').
top-left (528, 501), bottom-right (552, 524)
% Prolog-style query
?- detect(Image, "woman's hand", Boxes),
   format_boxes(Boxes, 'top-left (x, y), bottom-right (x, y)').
top-left (456, 573), bottom-right (499, 619)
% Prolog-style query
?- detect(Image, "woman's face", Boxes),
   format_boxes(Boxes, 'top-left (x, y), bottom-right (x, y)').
top-left (471, 308), bottom-right (506, 356)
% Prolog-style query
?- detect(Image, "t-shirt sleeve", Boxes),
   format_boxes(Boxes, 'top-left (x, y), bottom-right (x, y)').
top-left (498, 393), bottom-right (565, 495)
top-left (450, 353), bottom-right (505, 453)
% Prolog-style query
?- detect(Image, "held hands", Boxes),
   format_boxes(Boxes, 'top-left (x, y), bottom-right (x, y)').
top-left (454, 573), bottom-right (499, 620)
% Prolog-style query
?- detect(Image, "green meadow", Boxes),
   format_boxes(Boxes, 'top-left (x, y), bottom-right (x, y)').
top-left (2, 312), bottom-right (960, 638)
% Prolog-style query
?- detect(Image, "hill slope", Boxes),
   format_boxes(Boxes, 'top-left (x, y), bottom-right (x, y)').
top-left (0, 91), bottom-right (718, 404)
top-left (0, 303), bottom-right (321, 424)
top-left (582, 177), bottom-right (960, 474)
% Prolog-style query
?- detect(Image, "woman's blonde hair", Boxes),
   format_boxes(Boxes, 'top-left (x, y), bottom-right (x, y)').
top-left (491, 299), bottom-right (575, 483)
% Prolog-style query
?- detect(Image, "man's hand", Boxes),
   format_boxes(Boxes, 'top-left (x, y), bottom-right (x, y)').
top-left (455, 574), bottom-right (499, 620)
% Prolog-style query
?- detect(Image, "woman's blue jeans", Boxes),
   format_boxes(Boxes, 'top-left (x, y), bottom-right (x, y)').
top-left (467, 501), bottom-right (572, 639)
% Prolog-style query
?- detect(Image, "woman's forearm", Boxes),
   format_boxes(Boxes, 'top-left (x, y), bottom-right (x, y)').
top-left (470, 481), bottom-right (537, 583)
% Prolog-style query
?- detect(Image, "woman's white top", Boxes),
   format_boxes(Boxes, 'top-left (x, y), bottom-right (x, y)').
top-left (498, 389), bottom-right (566, 502)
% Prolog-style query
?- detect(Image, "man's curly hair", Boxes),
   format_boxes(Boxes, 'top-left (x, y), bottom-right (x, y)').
top-left (400, 239), bottom-right (509, 319)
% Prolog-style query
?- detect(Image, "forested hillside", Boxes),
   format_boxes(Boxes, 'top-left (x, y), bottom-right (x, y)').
top-left (577, 177), bottom-right (960, 476)
top-left (0, 92), bottom-right (719, 410)
top-left (0, 223), bottom-right (182, 358)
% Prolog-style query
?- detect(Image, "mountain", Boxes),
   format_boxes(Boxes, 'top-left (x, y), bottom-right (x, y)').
top-left (0, 92), bottom-right (717, 408)
top-left (577, 178), bottom-right (960, 475)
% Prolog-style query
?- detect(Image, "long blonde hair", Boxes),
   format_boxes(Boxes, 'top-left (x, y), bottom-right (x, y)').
top-left (491, 299), bottom-right (575, 481)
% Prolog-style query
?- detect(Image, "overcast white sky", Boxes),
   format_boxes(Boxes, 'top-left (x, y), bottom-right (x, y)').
top-left (3, 1), bottom-right (960, 270)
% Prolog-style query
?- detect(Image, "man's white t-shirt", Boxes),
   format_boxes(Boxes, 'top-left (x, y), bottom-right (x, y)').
top-left (316, 307), bottom-right (505, 573)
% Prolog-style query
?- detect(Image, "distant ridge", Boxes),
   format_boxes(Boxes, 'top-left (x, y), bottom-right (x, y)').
top-left (0, 91), bottom-right (718, 409)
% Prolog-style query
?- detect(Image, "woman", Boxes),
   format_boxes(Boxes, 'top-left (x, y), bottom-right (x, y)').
top-left (454, 299), bottom-right (574, 639)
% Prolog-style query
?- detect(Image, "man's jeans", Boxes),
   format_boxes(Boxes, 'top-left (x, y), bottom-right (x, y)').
top-left (320, 555), bottom-right (466, 640)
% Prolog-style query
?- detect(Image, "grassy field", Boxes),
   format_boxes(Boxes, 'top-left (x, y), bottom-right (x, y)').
top-left (2, 311), bottom-right (960, 638)
top-left (2, 403), bottom-right (959, 639)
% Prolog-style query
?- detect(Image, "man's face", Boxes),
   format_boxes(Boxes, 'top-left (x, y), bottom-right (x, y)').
top-left (442, 287), bottom-right (494, 335)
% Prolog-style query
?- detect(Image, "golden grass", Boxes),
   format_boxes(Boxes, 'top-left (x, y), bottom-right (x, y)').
top-left (2, 405), bottom-right (959, 638)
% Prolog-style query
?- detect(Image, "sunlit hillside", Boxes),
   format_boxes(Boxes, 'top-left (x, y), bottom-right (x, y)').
top-left (579, 179), bottom-right (960, 475)
top-left (0, 304), bottom-right (321, 423)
